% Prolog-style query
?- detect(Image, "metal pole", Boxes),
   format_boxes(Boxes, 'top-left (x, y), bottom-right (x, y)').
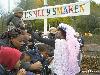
top-left (44, 0), bottom-right (48, 34)
top-left (1, 16), bottom-right (3, 33)
top-left (8, 0), bottom-right (10, 12)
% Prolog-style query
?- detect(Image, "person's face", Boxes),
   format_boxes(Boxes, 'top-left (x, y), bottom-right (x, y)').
top-left (11, 35), bottom-right (24, 49)
top-left (14, 60), bottom-right (21, 69)
top-left (50, 29), bottom-right (57, 34)
top-left (16, 12), bottom-right (23, 18)
top-left (23, 34), bottom-right (31, 42)
top-left (41, 51), bottom-right (49, 59)
top-left (55, 30), bottom-right (62, 39)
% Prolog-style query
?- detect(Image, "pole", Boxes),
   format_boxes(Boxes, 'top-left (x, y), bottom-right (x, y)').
top-left (44, 0), bottom-right (48, 34)
top-left (8, 0), bottom-right (10, 12)
top-left (1, 16), bottom-right (3, 33)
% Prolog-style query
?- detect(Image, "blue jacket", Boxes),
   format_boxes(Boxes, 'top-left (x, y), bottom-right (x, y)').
top-left (0, 64), bottom-right (5, 75)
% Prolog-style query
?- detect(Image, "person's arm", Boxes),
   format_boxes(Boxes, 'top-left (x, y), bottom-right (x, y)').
top-left (28, 61), bottom-right (42, 71)
top-left (21, 61), bottom-right (31, 70)
top-left (21, 61), bottom-right (42, 71)
top-left (32, 33), bottom-right (55, 48)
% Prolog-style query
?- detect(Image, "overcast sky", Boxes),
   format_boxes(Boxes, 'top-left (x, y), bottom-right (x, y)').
top-left (0, 0), bottom-right (20, 12)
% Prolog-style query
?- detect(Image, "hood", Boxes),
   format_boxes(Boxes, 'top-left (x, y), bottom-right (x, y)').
top-left (0, 46), bottom-right (21, 70)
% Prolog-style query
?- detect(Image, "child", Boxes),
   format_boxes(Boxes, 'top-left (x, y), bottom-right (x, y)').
top-left (0, 46), bottom-right (26, 75)
top-left (51, 23), bottom-right (80, 75)
top-left (32, 23), bottom-right (80, 75)
top-left (21, 44), bottom-right (51, 75)
top-left (21, 49), bottom-right (43, 71)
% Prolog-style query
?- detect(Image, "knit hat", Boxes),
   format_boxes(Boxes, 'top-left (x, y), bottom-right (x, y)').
top-left (13, 7), bottom-right (23, 13)
top-left (0, 47), bottom-right (21, 70)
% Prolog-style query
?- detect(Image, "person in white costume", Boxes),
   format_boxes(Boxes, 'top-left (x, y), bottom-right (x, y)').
top-left (51, 23), bottom-right (80, 75)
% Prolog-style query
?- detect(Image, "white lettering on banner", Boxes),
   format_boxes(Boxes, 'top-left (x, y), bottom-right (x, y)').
top-left (22, 1), bottom-right (90, 20)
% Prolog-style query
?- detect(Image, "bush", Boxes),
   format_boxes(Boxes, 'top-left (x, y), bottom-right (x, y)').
top-left (93, 28), bottom-right (100, 35)
top-left (83, 35), bottom-right (100, 45)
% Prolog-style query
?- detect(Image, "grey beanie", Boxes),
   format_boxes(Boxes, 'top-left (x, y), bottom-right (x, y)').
top-left (13, 7), bottom-right (23, 13)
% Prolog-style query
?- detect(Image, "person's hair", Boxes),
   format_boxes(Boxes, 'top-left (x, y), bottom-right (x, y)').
top-left (0, 28), bottom-right (22, 39)
top-left (58, 28), bottom-right (66, 39)
top-left (36, 44), bottom-right (48, 53)
top-left (36, 44), bottom-right (49, 58)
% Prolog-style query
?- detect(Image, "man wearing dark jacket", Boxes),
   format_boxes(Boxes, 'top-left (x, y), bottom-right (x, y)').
top-left (7, 7), bottom-right (24, 31)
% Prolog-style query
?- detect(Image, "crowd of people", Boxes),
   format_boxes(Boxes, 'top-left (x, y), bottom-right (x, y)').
top-left (0, 7), bottom-right (84, 75)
